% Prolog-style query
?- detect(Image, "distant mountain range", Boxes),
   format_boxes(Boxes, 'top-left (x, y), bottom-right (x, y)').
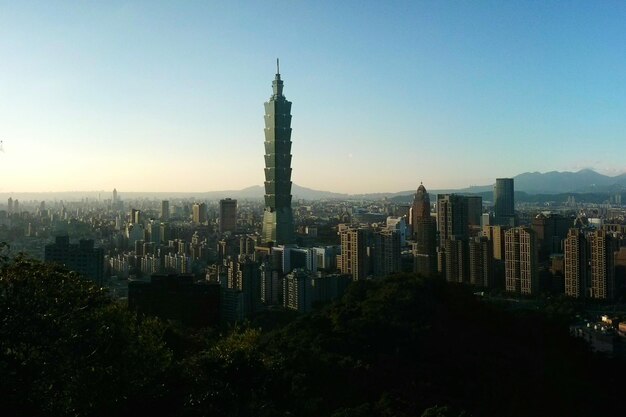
top-left (1, 169), bottom-right (625, 202)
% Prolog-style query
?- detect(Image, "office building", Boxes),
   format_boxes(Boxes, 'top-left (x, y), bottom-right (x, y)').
top-left (466, 195), bottom-right (483, 228)
top-left (386, 216), bottom-right (408, 246)
top-left (411, 183), bottom-right (437, 277)
top-left (494, 178), bottom-right (515, 226)
top-left (532, 213), bottom-right (570, 260)
top-left (219, 198), bottom-right (238, 233)
top-left (262, 61), bottom-right (295, 245)
top-left (505, 227), bottom-right (538, 295)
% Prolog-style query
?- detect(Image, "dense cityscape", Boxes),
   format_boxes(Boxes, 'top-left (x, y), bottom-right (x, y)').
top-left (3, 3), bottom-right (626, 416)
top-left (3, 68), bottom-right (626, 352)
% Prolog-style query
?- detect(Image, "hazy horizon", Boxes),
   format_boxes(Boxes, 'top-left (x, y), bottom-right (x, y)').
top-left (2, 2), bottom-right (626, 193)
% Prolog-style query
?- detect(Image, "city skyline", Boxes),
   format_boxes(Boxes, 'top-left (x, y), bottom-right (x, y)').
top-left (2, 2), bottom-right (626, 193)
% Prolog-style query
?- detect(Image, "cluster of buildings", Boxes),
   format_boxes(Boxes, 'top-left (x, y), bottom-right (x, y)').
top-left (3, 65), bottom-right (626, 329)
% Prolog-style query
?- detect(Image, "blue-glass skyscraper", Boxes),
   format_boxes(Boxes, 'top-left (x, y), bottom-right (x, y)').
top-left (262, 61), bottom-right (294, 244)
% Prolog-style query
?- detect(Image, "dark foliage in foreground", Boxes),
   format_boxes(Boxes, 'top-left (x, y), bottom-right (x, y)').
top-left (1, 252), bottom-right (624, 416)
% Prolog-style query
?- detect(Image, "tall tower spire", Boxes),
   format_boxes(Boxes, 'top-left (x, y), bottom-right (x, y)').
top-left (272, 58), bottom-right (284, 98)
top-left (262, 61), bottom-right (294, 245)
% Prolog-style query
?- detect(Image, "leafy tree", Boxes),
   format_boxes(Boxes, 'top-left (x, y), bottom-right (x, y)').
top-left (0, 253), bottom-right (172, 417)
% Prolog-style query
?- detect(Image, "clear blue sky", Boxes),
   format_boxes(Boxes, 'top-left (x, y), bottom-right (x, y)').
top-left (1, 1), bottom-right (625, 193)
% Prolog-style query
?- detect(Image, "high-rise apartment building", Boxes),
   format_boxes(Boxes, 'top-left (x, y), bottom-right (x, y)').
top-left (469, 236), bottom-right (493, 288)
top-left (262, 61), bottom-right (294, 245)
top-left (372, 229), bottom-right (401, 278)
top-left (589, 230), bottom-right (617, 300)
top-left (494, 178), bottom-right (515, 226)
top-left (339, 227), bottom-right (369, 281)
top-left (482, 225), bottom-right (507, 260)
top-left (437, 194), bottom-right (469, 246)
top-left (504, 227), bottom-right (538, 295)
top-left (564, 228), bottom-right (587, 298)
top-left (444, 235), bottom-right (469, 283)
top-left (283, 269), bottom-right (314, 313)
top-left (219, 198), bottom-right (238, 233)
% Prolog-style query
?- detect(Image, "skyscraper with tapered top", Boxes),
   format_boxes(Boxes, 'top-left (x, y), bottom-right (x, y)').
top-left (262, 59), bottom-right (294, 245)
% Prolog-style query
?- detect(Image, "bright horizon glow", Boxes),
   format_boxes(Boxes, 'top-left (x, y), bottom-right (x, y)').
top-left (1, 1), bottom-right (626, 193)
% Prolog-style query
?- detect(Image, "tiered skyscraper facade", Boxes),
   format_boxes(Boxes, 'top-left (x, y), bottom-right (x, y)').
top-left (262, 61), bottom-right (294, 245)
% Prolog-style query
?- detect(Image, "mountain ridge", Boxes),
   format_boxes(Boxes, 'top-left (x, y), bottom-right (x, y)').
top-left (1, 169), bottom-right (625, 201)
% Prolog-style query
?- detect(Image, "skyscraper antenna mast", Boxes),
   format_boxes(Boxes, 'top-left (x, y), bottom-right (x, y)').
top-left (277, 58), bottom-right (280, 74)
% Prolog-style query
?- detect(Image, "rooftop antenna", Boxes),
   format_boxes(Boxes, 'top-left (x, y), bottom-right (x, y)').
top-left (277, 58), bottom-right (280, 75)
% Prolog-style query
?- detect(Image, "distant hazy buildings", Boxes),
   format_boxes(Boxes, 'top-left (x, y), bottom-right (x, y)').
top-left (131, 208), bottom-right (141, 224)
top-left (494, 178), bottom-right (515, 226)
top-left (219, 198), bottom-right (237, 233)
top-left (192, 203), bottom-right (207, 224)
top-left (262, 62), bottom-right (295, 245)
top-left (160, 200), bottom-right (169, 221)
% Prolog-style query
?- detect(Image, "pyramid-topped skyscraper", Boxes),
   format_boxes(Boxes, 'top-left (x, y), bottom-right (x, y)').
top-left (262, 60), bottom-right (294, 245)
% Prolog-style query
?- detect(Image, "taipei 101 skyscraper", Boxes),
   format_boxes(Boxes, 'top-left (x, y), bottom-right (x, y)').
top-left (262, 60), bottom-right (294, 245)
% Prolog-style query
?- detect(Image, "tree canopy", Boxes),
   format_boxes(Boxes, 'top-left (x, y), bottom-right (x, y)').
top-left (1, 250), bottom-right (625, 417)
